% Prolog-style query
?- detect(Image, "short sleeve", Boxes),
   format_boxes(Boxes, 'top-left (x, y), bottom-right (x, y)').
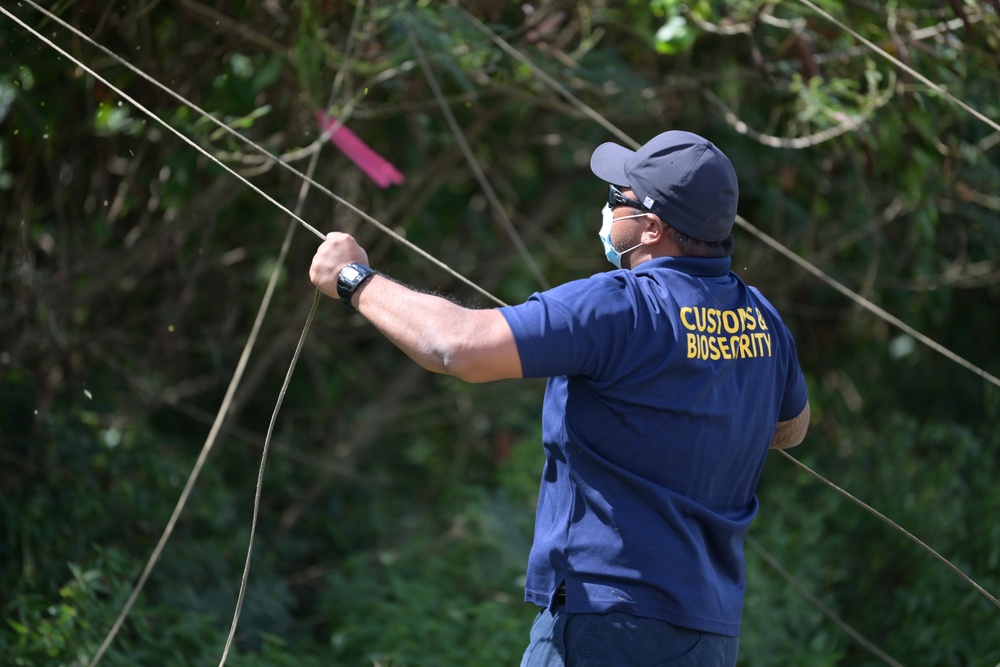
top-left (499, 274), bottom-right (638, 380)
top-left (777, 330), bottom-right (808, 421)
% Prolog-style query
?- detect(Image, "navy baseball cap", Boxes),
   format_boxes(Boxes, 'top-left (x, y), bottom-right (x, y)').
top-left (590, 131), bottom-right (739, 242)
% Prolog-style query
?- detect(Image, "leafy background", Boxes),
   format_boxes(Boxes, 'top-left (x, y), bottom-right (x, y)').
top-left (1, 1), bottom-right (999, 665)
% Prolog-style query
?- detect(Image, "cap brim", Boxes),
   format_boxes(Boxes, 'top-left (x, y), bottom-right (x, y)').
top-left (590, 142), bottom-right (635, 186)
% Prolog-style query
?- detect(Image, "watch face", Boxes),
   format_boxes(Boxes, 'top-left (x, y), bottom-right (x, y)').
top-left (338, 264), bottom-right (372, 302)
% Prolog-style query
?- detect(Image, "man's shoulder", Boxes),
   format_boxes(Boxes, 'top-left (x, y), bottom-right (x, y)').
top-left (531, 270), bottom-right (635, 302)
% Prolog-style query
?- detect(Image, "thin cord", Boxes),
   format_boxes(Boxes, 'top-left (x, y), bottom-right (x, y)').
top-left (85, 196), bottom-right (305, 667)
top-left (217, 3), bottom-right (369, 661)
top-left (9, 3), bottom-right (997, 659)
top-left (736, 215), bottom-right (1000, 390)
top-left (0, 7), bottom-right (325, 241)
top-left (745, 536), bottom-right (905, 667)
top-left (458, 7), bottom-right (641, 150)
top-left (405, 18), bottom-right (550, 290)
top-left (212, 151), bottom-right (323, 667)
top-left (454, 1), bottom-right (1000, 622)
top-left (217, 289), bottom-right (322, 666)
top-left (796, 0), bottom-right (1000, 134)
top-left (777, 449), bottom-right (1000, 610)
top-left (18, 0), bottom-right (504, 307)
top-left (0, 6), bottom-right (327, 663)
top-left (4, 7), bottom-right (504, 664)
top-left (455, 5), bottom-right (1000, 390)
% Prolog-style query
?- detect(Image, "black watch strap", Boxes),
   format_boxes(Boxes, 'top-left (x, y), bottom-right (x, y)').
top-left (336, 263), bottom-right (376, 304)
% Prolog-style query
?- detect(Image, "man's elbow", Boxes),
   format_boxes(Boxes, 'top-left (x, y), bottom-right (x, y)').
top-left (426, 311), bottom-right (521, 383)
top-left (427, 338), bottom-right (483, 383)
top-left (443, 350), bottom-right (496, 384)
top-left (437, 342), bottom-right (518, 384)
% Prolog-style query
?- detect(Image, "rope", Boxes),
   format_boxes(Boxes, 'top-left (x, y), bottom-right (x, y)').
top-left (7, 3), bottom-right (998, 662)
top-left (217, 290), bottom-right (322, 666)
top-left (405, 17), bottom-right (550, 290)
top-left (213, 145), bottom-right (325, 667)
top-left (458, 7), bottom-right (641, 150)
top-left (735, 216), bottom-right (1000, 390)
top-left (218, 4), bottom-right (370, 662)
top-left (453, 0), bottom-right (1000, 622)
top-left (745, 536), bottom-right (905, 667)
top-left (85, 199), bottom-right (305, 667)
top-left (777, 450), bottom-right (1000, 610)
top-left (18, 0), bottom-right (504, 307)
top-left (0, 7), bottom-right (326, 242)
top-left (28, 0), bottom-right (998, 387)
top-left (796, 0), bottom-right (1000, 134)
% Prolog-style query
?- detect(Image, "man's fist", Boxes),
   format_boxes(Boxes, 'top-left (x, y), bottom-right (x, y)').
top-left (309, 232), bottom-right (369, 298)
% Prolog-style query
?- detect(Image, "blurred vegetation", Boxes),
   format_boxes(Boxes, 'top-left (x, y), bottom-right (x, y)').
top-left (1, 0), bottom-right (999, 665)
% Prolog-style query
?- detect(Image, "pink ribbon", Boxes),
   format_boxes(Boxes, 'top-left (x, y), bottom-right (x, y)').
top-left (316, 112), bottom-right (405, 189)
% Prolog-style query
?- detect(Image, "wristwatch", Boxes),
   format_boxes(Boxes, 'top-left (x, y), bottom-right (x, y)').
top-left (336, 262), bottom-right (376, 304)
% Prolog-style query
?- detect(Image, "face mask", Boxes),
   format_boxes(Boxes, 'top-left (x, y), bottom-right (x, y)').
top-left (599, 204), bottom-right (646, 269)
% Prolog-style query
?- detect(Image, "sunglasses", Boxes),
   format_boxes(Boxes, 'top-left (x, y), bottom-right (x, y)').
top-left (608, 184), bottom-right (648, 211)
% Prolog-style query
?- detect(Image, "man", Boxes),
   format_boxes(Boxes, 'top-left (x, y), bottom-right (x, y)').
top-left (310, 130), bottom-right (809, 666)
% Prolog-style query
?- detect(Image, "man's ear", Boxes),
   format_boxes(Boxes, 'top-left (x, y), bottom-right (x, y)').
top-left (642, 213), bottom-right (664, 244)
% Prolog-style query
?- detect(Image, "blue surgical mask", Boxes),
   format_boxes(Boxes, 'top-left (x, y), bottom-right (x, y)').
top-left (599, 204), bottom-right (645, 269)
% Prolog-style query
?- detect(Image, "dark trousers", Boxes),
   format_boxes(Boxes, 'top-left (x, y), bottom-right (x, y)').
top-left (520, 606), bottom-right (740, 667)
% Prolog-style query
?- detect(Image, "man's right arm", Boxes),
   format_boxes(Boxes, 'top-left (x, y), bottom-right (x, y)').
top-left (770, 402), bottom-right (810, 449)
top-left (308, 232), bottom-right (522, 384)
top-left (351, 273), bottom-right (522, 383)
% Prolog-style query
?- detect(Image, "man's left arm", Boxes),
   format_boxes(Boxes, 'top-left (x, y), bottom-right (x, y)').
top-left (769, 402), bottom-right (810, 449)
top-left (309, 232), bottom-right (523, 383)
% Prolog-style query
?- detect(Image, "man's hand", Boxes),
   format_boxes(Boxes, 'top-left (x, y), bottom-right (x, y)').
top-left (309, 232), bottom-right (369, 298)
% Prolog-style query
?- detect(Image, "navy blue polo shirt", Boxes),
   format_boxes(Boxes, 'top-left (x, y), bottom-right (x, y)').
top-left (499, 255), bottom-right (808, 636)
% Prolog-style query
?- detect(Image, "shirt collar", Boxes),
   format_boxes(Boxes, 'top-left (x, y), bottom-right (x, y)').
top-left (633, 255), bottom-right (732, 277)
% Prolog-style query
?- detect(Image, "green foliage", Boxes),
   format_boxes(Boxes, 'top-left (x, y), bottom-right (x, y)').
top-left (2, 0), bottom-right (1000, 665)
top-left (648, 0), bottom-right (701, 54)
top-left (745, 380), bottom-right (1000, 666)
top-left (319, 491), bottom-right (536, 666)
top-left (5, 563), bottom-right (98, 663)
top-left (93, 102), bottom-right (145, 137)
top-left (654, 15), bottom-right (697, 55)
